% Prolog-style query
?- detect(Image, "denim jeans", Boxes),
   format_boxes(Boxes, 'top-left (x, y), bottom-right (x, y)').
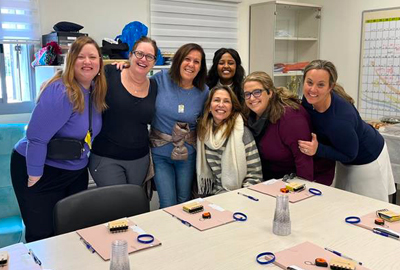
top-left (152, 152), bottom-right (196, 208)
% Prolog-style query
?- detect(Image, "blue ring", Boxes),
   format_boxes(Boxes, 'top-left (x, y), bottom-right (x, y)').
top-left (256, 252), bottom-right (275, 265)
top-left (233, 212), bottom-right (247, 221)
top-left (345, 216), bottom-right (361, 224)
top-left (137, 234), bottom-right (154, 244)
top-left (309, 188), bottom-right (322, 196)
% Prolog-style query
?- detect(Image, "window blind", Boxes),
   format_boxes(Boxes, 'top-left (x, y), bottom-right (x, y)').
top-left (0, 0), bottom-right (40, 43)
top-left (150, 0), bottom-right (238, 67)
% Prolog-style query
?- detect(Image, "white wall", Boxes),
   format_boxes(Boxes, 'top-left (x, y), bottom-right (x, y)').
top-left (39, 0), bottom-right (150, 45)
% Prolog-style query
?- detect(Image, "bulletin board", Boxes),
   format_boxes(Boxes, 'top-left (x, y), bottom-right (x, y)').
top-left (358, 7), bottom-right (400, 120)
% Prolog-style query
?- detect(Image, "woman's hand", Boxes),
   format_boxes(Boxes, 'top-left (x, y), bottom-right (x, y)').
top-left (27, 175), bottom-right (41, 187)
top-left (298, 133), bottom-right (318, 156)
top-left (112, 61), bottom-right (130, 70)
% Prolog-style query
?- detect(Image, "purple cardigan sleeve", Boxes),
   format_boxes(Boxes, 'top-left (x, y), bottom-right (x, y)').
top-left (25, 82), bottom-right (73, 176)
top-left (279, 109), bottom-right (314, 181)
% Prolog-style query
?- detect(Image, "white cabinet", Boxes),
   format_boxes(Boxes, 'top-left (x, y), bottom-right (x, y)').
top-left (249, 1), bottom-right (321, 94)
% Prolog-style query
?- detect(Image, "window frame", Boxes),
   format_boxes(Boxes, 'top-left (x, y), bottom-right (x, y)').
top-left (0, 42), bottom-right (36, 115)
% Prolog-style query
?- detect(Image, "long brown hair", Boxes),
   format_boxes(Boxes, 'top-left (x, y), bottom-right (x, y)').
top-left (243, 71), bottom-right (300, 124)
top-left (303, 60), bottom-right (355, 104)
top-left (169, 43), bottom-right (207, 90)
top-left (39, 36), bottom-right (107, 113)
top-left (197, 86), bottom-right (243, 141)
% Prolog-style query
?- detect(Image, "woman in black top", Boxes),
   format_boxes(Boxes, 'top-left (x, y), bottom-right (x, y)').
top-left (89, 37), bottom-right (158, 188)
top-left (206, 48), bottom-right (245, 104)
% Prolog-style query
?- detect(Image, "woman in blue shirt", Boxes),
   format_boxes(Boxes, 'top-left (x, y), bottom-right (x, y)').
top-left (298, 60), bottom-right (395, 201)
top-left (150, 43), bottom-right (209, 208)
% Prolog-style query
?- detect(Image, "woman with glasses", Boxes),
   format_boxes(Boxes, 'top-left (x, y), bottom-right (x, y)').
top-left (298, 60), bottom-right (395, 201)
top-left (196, 86), bottom-right (262, 195)
top-left (89, 37), bottom-right (158, 189)
top-left (243, 71), bottom-right (314, 181)
top-left (206, 48), bottom-right (245, 104)
top-left (150, 43), bottom-right (209, 208)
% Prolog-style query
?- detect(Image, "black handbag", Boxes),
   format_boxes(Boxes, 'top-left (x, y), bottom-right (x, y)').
top-left (47, 93), bottom-right (92, 160)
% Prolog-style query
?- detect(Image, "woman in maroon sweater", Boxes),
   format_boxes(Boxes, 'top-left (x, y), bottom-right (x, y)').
top-left (243, 71), bottom-right (314, 181)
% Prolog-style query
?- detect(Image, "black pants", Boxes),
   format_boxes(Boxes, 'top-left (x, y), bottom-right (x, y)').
top-left (10, 150), bottom-right (88, 242)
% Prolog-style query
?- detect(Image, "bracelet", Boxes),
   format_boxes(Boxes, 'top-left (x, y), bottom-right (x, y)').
top-left (308, 188), bottom-right (322, 196)
top-left (233, 212), bottom-right (247, 222)
top-left (137, 234), bottom-right (154, 244)
top-left (345, 216), bottom-right (361, 224)
top-left (256, 252), bottom-right (275, 265)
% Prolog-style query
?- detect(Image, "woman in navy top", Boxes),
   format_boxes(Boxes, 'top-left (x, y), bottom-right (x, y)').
top-left (11, 36), bottom-right (107, 241)
top-left (298, 60), bottom-right (395, 201)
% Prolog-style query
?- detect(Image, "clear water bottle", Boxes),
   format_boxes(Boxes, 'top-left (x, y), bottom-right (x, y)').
top-left (110, 239), bottom-right (130, 270)
top-left (272, 194), bottom-right (291, 236)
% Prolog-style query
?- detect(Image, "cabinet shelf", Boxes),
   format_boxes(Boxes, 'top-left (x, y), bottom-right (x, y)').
top-left (250, 1), bottom-right (321, 90)
top-left (274, 71), bottom-right (303, 77)
top-left (275, 37), bottom-right (318, 41)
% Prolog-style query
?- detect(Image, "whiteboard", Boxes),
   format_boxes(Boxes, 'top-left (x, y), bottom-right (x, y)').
top-left (358, 7), bottom-right (400, 120)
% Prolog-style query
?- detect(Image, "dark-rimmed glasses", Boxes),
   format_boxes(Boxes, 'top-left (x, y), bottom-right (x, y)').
top-left (244, 89), bottom-right (266, 100)
top-left (132, 50), bottom-right (156, 62)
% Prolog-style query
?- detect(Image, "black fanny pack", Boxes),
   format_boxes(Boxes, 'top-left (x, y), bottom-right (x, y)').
top-left (46, 91), bottom-right (92, 160)
top-left (47, 137), bottom-right (84, 160)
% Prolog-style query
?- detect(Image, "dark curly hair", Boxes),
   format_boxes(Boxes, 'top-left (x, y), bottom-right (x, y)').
top-left (206, 48), bottom-right (245, 103)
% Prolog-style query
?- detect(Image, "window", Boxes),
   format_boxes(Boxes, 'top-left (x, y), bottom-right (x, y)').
top-left (0, 0), bottom-right (40, 115)
top-left (150, 0), bottom-right (239, 68)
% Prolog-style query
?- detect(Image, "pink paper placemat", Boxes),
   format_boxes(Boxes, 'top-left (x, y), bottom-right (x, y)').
top-left (273, 241), bottom-right (370, 270)
top-left (76, 220), bottom-right (161, 261)
top-left (0, 243), bottom-right (40, 270)
top-left (355, 211), bottom-right (400, 233)
top-left (249, 180), bottom-right (316, 203)
top-left (163, 199), bottom-right (235, 231)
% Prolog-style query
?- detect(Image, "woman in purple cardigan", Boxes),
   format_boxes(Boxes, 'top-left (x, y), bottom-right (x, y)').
top-left (11, 36), bottom-right (107, 242)
top-left (243, 71), bottom-right (314, 181)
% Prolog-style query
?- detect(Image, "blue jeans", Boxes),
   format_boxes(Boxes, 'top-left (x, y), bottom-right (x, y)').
top-left (152, 152), bottom-right (196, 208)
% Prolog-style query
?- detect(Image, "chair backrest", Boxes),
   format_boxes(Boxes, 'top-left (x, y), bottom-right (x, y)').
top-left (53, 184), bottom-right (150, 235)
top-left (0, 124), bottom-right (27, 218)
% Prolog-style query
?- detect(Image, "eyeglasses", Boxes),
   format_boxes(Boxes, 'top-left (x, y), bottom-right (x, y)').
top-left (132, 50), bottom-right (156, 62)
top-left (244, 89), bottom-right (266, 100)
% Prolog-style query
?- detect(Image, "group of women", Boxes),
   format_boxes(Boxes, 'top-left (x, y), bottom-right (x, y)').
top-left (11, 35), bottom-right (395, 242)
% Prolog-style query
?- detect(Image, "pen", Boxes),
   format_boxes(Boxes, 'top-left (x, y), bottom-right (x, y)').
top-left (373, 228), bottom-right (400, 240)
top-left (324, 247), bottom-right (362, 265)
top-left (172, 215), bottom-right (192, 227)
top-left (237, 192), bottom-right (259, 201)
top-left (80, 237), bottom-right (96, 253)
top-left (28, 249), bottom-right (42, 266)
top-left (373, 227), bottom-right (400, 238)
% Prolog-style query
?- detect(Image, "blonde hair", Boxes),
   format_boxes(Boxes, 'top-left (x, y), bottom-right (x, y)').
top-left (303, 60), bottom-right (355, 104)
top-left (39, 36), bottom-right (107, 113)
top-left (197, 86), bottom-right (243, 141)
top-left (243, 71), bottom-right (300, 124)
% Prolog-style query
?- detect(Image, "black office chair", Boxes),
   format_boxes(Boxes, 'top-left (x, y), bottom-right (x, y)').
top-left (53, 184), bottom-right (149, 235)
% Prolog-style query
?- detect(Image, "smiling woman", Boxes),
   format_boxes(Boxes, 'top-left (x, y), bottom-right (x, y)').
top-left (243, 71), bottom-right (315, 182)
top-left (196, 86), bottom-right (262, 195)
top-left (89, 37), bottom-right (159, 191)
top-left (150, 43), bottom-right (209, 208)
top-left (207, 48), bottom-right (245, 105)
top-left (298, 60), bottom-right (395, 202)
top-left (10, 36), bottom-right (107, 242)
